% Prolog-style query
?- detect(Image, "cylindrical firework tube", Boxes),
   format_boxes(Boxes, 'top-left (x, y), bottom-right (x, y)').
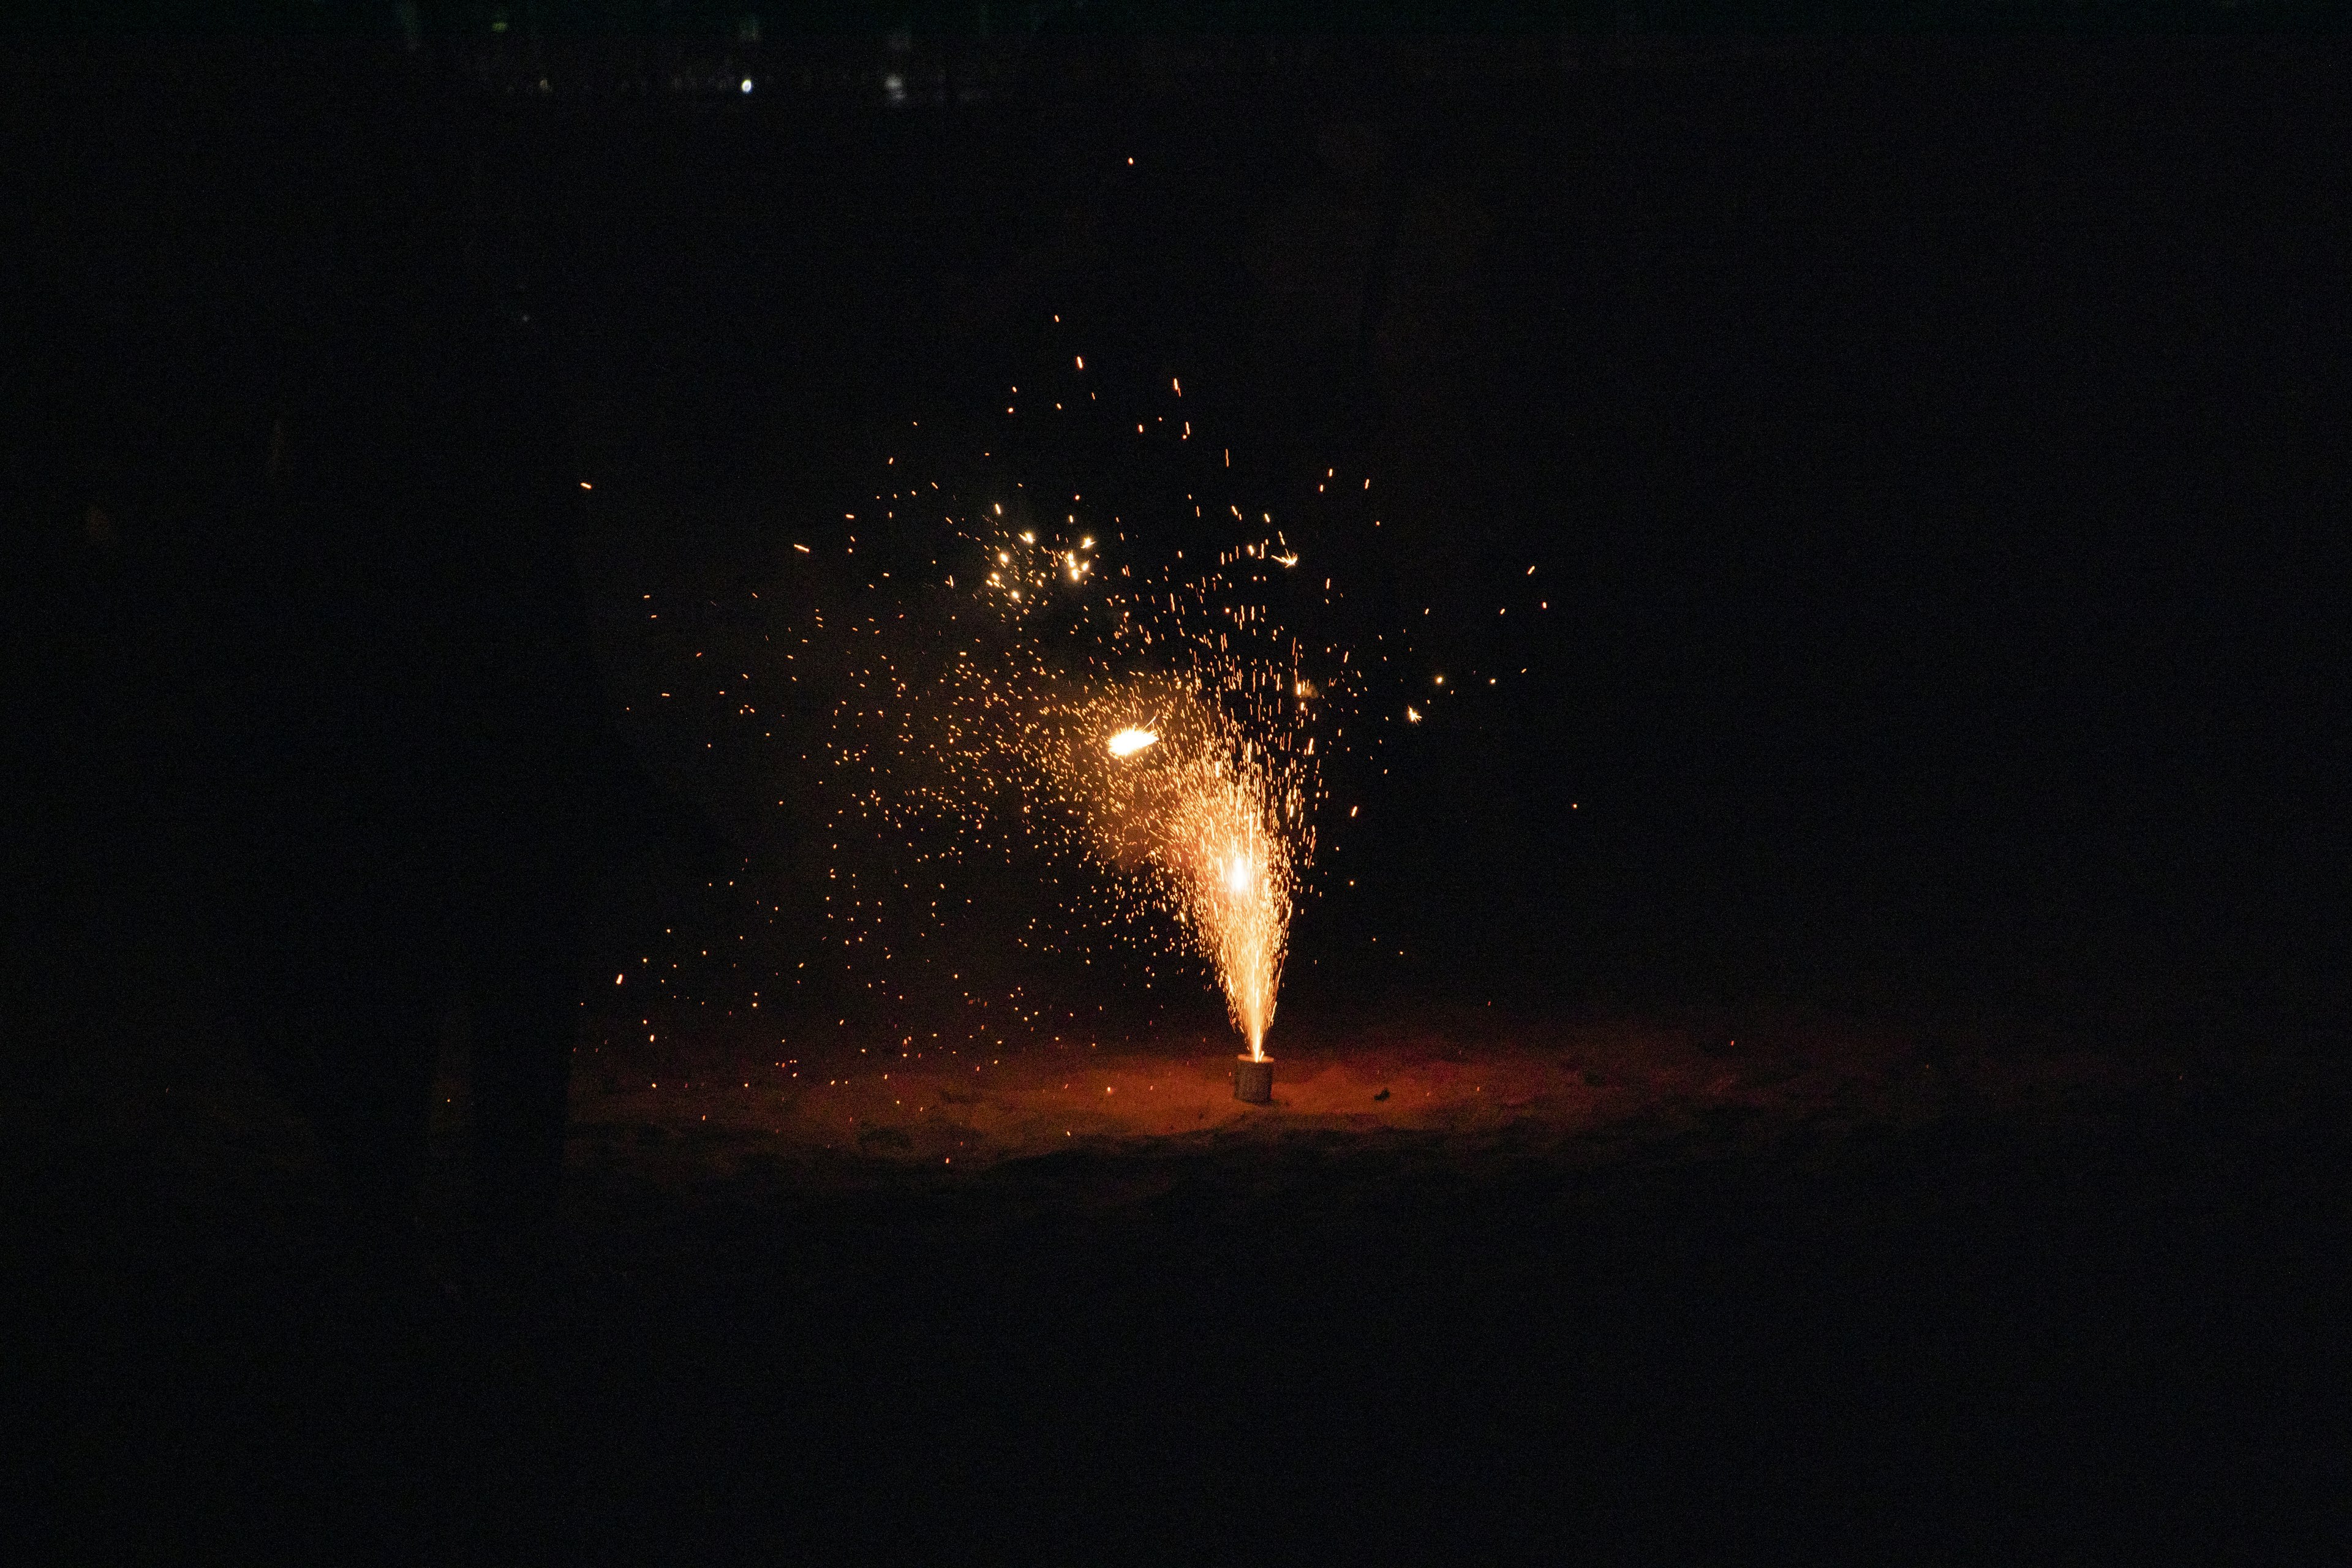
top-left (1234, 1055), bottom-right (1273, 1103)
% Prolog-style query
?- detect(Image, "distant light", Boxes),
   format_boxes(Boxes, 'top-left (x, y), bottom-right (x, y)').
top-left (883, 72), bottom-right (906, 105)
top-left (741, 78), bottom-right (754, 94)
top-left (579, 480), bottom-right (592, 489)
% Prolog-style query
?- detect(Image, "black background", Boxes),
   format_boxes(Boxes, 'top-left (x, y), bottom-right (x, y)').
top-left (10, 17), bottom-right (2351, 1559)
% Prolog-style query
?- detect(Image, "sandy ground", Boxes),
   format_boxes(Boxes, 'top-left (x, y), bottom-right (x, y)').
top-left (2, 1001), bottom-right (2192, 1238)
top-left (552, 1008), bottom-right (2154, 1216)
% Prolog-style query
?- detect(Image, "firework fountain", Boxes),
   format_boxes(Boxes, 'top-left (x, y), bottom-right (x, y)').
top-left (593, 322), bottom-right (1556, 1133)
top-left (1057, 679), bottom-right (1300, 1096)
top-left (761, 352), bottom-right (1347, 1090)
top-left (908, 524), bottom-right (1324, 1095)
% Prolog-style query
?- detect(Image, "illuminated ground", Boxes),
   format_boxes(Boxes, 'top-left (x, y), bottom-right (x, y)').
top-left (554, 1006), bottom-right (2147, 1208)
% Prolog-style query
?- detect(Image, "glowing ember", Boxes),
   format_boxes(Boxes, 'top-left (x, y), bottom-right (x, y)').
top-left (1106, 727), bottom-right (1158, 758)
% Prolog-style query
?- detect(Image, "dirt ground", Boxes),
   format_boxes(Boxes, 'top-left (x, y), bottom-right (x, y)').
top-left (15, 1006), bottom-right (2349, 1561)
top-left (551, 1006), bottom-right (2150, 1211)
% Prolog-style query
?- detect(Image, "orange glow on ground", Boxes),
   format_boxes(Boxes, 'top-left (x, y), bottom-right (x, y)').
top-left (564, 1013), bottom-right (2130, 1187)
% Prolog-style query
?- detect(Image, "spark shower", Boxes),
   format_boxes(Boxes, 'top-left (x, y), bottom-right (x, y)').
top-left (761, 342), bottom-right (1361, 1062)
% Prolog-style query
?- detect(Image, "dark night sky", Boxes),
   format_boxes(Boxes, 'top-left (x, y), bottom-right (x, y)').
top-left (10, 22), bottom-right (2348, 1047)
